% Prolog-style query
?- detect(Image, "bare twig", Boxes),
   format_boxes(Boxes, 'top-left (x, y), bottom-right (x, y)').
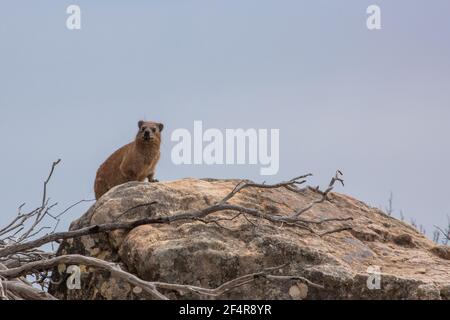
top-left (0, 254), bottom-right (167, 300)
top-left (2, 280), bottom-right (57, 300)
top-left (291, 170), bottom-right (344, 217)
top-left (435, 225), bottom-right (450, 243)
top-left (219, 174), bottom-right (312, 205)
top-left (17, 159), bottom-right (61, 242)
top-left (152, 264), bottom-right (324, 297)
top-left (0, 160), bottom-right (67, 244)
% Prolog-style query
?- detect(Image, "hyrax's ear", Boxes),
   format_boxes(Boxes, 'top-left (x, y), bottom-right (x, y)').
top-left (138, 120), bottom-right (144, 129)
top-left (158, 123), bottom-right (164, 132)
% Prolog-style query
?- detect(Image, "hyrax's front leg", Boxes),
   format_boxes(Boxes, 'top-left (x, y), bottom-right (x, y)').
top-left (147, 172), bottom-right (159, 183)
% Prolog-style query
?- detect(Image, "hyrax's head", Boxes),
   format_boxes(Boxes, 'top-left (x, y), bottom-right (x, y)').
top-left (137, 120), bottom-right (164, 144)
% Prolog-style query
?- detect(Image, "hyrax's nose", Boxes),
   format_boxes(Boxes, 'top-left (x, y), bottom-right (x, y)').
top-left (144, 130), bottom-right (151, 138)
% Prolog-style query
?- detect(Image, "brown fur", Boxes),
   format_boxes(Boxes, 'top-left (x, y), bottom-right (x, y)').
top-left (94, 120), bottom-right (163, 200)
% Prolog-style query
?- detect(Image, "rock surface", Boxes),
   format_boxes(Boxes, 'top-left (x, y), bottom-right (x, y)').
top-left (49, 178), bottom-right (450, 300)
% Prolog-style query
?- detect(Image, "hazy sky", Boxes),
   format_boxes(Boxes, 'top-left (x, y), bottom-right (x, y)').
top-left (1, 1), bottom-right (449, 237)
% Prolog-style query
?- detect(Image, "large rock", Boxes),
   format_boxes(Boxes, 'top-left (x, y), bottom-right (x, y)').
top-left (49, 178), bottom-right (450, 300)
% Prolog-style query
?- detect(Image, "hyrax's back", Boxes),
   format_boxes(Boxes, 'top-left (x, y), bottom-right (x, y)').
top-left (94, 143), bottom-right (130, 200)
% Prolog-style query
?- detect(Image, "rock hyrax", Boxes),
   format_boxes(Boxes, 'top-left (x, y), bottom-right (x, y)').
top-left (94, 120), bottom-right (163, 200)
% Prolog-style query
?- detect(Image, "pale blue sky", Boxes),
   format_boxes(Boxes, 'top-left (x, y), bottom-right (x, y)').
top-left (1, 1), bottom-right (449, 237)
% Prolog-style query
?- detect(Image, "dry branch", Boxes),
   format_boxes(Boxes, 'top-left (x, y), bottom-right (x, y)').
top-left (0, 254), bottom-right (168, 300)
top-left (0, 195), bottom-right (351, 259)
top-left (0, 254), bottom-right (323, 300)
top-left (1, 280), bottom-right (57, 300)
top-left (292, 170), bottom-right (344, 217)
top-left (435, 224), bottom-right (450, 243)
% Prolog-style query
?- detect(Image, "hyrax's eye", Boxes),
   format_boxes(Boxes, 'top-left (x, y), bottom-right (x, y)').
top-left (151, 128), bottom-right (156, 133)
top-left (141, 127), bottom-right (146, 131)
